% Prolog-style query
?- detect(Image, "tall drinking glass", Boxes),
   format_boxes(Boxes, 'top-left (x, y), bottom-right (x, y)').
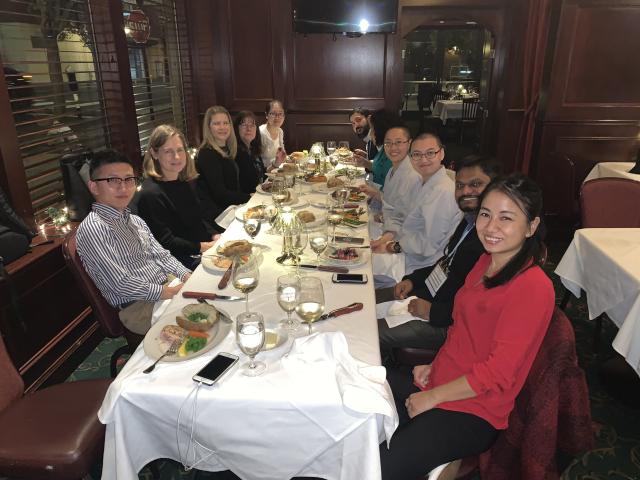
top-left (295, 277), bottom-right (325, 335)
top-left (327, 205), bottom-right (343, 244)
top-left (277, 274), bottom-right (300, 331)
top-left (309, 225), bottom-right (328, 265)
top-left (236, 312), bottom-right (266, 376)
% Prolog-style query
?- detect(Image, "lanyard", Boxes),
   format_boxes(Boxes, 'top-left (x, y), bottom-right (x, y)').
top-left (440, 221), bottom-right (474, 272)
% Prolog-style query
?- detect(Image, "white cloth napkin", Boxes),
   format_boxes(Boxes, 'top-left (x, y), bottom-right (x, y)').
top-left (376, 296), bottom-right (424, 328)
top-left (274, 332), bottom-right (398, 444)
top-left (215, 205), bottom-right (240, 229)
top-left (150, 277), bottom-right (182, 326)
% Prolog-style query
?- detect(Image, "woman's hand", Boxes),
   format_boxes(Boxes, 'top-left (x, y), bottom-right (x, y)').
top-left (274, 147), bottom-right (287, 167)
top-left (412, 364), bottom-right (432, 388)
top-left (200, 241), bottom-right (215, 253)
top-left (394, 279), bottom-right (413, 299)
top-left (408, 298), bottom-right (431, 320)
top-left (405, 390), bottom-right (439, 418)
top-left (211, 233), bottom-right (221, 241)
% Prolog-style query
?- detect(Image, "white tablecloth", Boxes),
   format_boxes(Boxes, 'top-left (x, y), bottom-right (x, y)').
top-left (583, 162), bottom-right (640, 183)
top-left (431, 100), bottom-right (462, 125)
top-left (555, 228), bottom-right (640, 375)
top-left (99, 182), bottom-right (399, 479)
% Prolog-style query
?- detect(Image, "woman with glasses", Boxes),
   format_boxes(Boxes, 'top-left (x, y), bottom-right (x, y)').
top-left (380, 174), bottom-right (554, 479)
top-left (234, 111), bottom-right (266, 194)
top-left (136, 125), bottom-right (220, 268)
top-left (259, 99), bottom-right (287, 170)
top-left (195, 105), bottom-right (250, 215)
top-left (367, 126), bottom-right (422, 252)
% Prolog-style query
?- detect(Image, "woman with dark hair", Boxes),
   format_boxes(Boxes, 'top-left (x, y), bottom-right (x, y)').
top-left (195, 105), bottom-right (250, 215)
top-left (136, 125), bottom-right (219, 268)
top-left (359, 109), bottom-right (396, 190)
top-left (380, 173), bottom-right (555, 479)
top-left (234, 111), bottom-right (266, 194)
top-left (259, 99), bottom-right (287, 171)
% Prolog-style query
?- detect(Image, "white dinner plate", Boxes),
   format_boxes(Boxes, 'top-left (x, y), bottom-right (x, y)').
top-left (321, 246), bottom-right (369, 267)
top-left (255, 184), bottom-right (272, 195)
top-left (201, 247), bottom-right (264, 273)
top-left (143, 307), bottom-right (232, 362)
top-left (234, 204), bottom-right (268, 223)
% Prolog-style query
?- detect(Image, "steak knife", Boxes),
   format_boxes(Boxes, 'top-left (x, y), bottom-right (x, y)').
top-left (182, 291), bottom-right (244, 301)
top-left (298, 264), bottom-right (349, 273)
top-left (318, 302), bottom-right (364, 321)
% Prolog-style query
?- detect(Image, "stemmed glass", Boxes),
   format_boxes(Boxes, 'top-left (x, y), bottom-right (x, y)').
top-left (232, 254), bottom-right (260, 312)
top-left (277, 274), bottom-right (300, 331)
top-left (284, 222), bottom-right (307, 274)
top-left (309, 225), bottom-right (328, 265)
top-left (326, 140), bottom-right (336, 156)
top-left (334, 187), bottom-right (349, 208)
top-left (295, 277), bottom-right (325, 335)
top-left (236, 311), bottom-right (266, 376)
top-left (271, 177), bottom-right (287, 208)
top-left (263, 204), bottom-right (278, 235)
top-left (327, 205), bottom-right (343, 244)
top-left (338, 140), bottom-right (350, 151)
top-left (243, 210), bottom-right (262, 239)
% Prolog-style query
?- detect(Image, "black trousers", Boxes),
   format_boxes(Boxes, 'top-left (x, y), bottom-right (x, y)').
top-left (379, 368), bottom-right (498, 480)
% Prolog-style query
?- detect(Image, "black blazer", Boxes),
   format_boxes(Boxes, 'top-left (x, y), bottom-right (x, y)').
top-left (404, 217), bottom-right (485, 328)
top-left (236, 146), bottom-right (266, 194)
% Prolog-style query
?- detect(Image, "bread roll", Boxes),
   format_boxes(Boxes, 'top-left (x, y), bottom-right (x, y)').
top-left (220, 240), bottom-right (252, 257)
top-left (297, 210), bottom-right (316, 223)
top-left (327, 177), bottom-right (344, 188)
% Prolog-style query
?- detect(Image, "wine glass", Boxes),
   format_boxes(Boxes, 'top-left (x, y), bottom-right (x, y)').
top-left (334, 187), bottom-right (350, 208)
top-left (291, 226), bottom-right (308, 274)
top-left (327, 205), bottom-right (343, 244)
top-left (232, 254), bottom-right (260, 312)
top-left (338, 140), bottom-right (350, 151)
top-left (236, 311), bottom-right (266, 376)
top-left (326, 140), bottom-right (337, 156)
top-left (295, 277), bottom-right (325, 335)
top-left (309, 225), bottom-right (328, 265)
top-left (243, 217), bottom-right (262, 240)
top-left (271, 177), bottom-right (287, 207)
top-left (277, 274), bottom-right (300, 331)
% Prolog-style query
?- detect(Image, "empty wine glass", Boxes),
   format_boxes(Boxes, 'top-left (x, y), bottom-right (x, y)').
top-left (232, 254), bottom-right (260, 312)
top-left (334, 187), bottom-right (350, 208)
top-left (277, 274), bottom-right (300, 331)
top-left (326, 140), bottom-right (336, 156)
top-left (295, 277), bottom-right (325, 335)
top-left (236, 311), bottom-right (266, 376)
top-left (309, 225), bottom-right (328, 265)
top-left (243, 217), bottom-right (262, 239)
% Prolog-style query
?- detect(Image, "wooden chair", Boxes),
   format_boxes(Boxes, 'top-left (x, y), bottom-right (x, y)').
top-left (62, 229), bottom-right (143, 377)
top-left (0, 335), bottom-right (110, 479)
top-left (564, 177), bottom-right (640, 349)
top-left (459, 97), bottom-right (479, 144)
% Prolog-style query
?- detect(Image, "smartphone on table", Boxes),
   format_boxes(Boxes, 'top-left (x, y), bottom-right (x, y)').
top-left (332, 273), bottom-right (368, 284)
top-left (193, 352), bottom-right (239, 385)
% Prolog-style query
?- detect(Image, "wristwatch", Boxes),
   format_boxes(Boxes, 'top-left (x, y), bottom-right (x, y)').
top-left (387, 241), bottom-right (402, 254)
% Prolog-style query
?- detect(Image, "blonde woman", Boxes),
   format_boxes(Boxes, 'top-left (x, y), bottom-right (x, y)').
top-left (136, 124), bottom-right (219, 268)
top-left (195, 105), bottom-right (250, 213)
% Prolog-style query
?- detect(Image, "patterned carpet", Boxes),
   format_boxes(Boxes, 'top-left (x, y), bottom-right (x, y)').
top-left (65, 242), bottom-right (640, 480)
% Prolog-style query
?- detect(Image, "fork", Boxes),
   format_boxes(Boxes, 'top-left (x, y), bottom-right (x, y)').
top-left (143, 339), bottom-right (182, 373)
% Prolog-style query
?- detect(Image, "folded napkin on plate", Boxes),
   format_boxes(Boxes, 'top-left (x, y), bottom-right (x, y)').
top-left (215, 204), bottom-right (240, 229)
top-left (150, 277), bottom-right (183, 326)
top-left (277, 332), bottom-right (398, 444)
top-left (376, 296), bottom-right (425, 328)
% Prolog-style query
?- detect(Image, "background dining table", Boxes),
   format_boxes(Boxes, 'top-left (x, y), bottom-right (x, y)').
top-left (555, 228), bottom-right (640, 376)
top-left (97, 176), bottom-right (399, 480)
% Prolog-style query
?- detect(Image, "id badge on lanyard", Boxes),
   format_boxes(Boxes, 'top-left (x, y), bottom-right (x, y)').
top-left (425, 257), bottom-right (449, 297)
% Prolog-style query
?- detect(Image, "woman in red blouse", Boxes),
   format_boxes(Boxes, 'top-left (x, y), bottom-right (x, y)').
top-left (380, 174), bottom-right (555, 479)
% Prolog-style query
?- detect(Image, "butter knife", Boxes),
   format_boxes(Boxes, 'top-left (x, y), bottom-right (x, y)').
top-left (298, 264), bottom-right (349, 273)
top-left (218, 265), bottom-right (233, 289)
top-left (318, 302), bottom-right (364, 321)
top-left (334, 236), bottom-right (365, 244)
top-left (182, 291), bottom-right (244, 301)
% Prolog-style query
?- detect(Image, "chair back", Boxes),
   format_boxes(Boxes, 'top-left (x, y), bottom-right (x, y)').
top-left (62, 229), bottom-right (125, 338)
top-left (432, 90), bottom-right (448, 106)
top-left (462, 98), bottom-right (479, 122)
top-left (0, 335), bottom-right (24, 412)
top-left (59, 151), bottom-right (95, 221)
top-left (580, 177), bottom-right (640, 228)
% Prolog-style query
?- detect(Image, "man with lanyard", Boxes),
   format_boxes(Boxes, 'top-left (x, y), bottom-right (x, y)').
top-left (376, 154), bottom-right (501, 364)
top-left (77, 150), bottom-right (191, 335)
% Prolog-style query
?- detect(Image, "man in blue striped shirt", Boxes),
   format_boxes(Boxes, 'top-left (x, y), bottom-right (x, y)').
top-left (77, 150), bottom-right (191, 334)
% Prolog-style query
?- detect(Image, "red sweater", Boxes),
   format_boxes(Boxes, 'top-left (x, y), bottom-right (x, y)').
top-left (425, 254), bottom-right (555, 429)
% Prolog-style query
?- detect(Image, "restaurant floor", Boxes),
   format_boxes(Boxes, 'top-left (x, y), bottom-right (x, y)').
top-left (58, 241), bottom-right (640, 480)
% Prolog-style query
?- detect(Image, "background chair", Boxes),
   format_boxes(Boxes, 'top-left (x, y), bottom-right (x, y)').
top-left (59, 150), bottom-right (95, 222)
top-left (0, 335), bottom-right (110, 479)
top-left (63, 229), bottom-right (144, 377)
top-left (459, 97), bottom-right (479, 144)
top-left (561, 177), bottom-right (640, 348)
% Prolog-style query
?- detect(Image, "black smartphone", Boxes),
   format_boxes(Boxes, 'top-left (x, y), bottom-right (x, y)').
top-left (192, 353), bottom-right (239, 385)
top-left (332, 273), bottom-right (368, 284)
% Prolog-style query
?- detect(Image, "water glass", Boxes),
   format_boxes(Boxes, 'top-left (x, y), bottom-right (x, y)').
top-left (236, 312), bottom-right (266, 376)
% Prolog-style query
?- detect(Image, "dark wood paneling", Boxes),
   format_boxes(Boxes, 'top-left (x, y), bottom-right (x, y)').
top-left (535, 121), bottom-right (640, 217)
top-left (545, 1), bottom-right (640, 120)
top-left (285, 113), bottom-right (366, 153)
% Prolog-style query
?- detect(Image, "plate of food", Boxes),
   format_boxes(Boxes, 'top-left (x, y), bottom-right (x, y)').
top-left (143, 303), bottom-right (232, 362)
top-left (255, 181), bottom-right (272, 194)
top-left (333, 166), bottom-right (366, 178)
top-left (331, 188), bottom-right (367, 203)
top-left (321, 246), bottom-right (368, 267)
top-left (201, 248), bottom-right (262, 273)
top-left (341, 207), bottom-right (368, 228)
top-left (234, 204), bottom-right (267, 223)
top-left (296, 210), bottom-right (326, 229)
top-left (310, 176), bottom-right (346, 192)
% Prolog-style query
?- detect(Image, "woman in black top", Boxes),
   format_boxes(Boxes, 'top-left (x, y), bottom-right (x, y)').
top-left (136, 125), bottom-right (219, 268)
top-left (195, 106), bottom-right (250, 214)
top-left (234, 110), bottom-right (266, 194)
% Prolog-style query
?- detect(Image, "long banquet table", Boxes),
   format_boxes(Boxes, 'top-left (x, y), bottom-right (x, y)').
top-left (555, 228), bottom-right (640, 376)
top-left (98, 179), bottom-right (399, 480)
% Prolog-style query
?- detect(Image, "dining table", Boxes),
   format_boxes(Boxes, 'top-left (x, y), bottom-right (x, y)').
top-left (555, 228), bottom-right (640, 376)
top-left (97, 170), bottom-right (399, 480)
top-left (582, 162), bottom-right (640, 183)
top-left (431, 99), bottom-right (462, 125)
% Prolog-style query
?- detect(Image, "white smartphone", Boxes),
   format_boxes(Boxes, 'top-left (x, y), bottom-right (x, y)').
top-left (332, 273), bottom-right (368, 284)
top-left (192, 352), bottom-right (239, 385)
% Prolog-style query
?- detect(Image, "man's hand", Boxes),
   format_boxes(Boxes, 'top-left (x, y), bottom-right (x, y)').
top-left (408, 298), bottom-right (431, 320)
top-left (394, 279), bottom-right (413, 299)
top-left (405, 390), bottom-right (439, 418)
top-left (353, 149), bottom-right (372, 169)
top-left (358, 184), bottom-right (381, 200)
top-left (160, 282), bottom-right (184, 300)
top-left (412, 364), bottom-right (432, 388)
